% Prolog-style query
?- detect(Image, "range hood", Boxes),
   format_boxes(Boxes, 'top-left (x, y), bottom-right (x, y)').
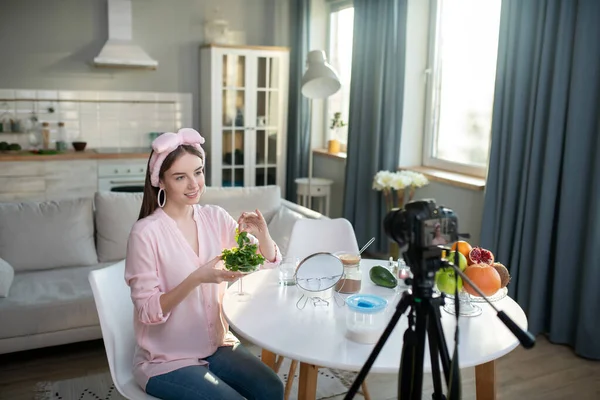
top-left (94, 0), bottom-right (158, 70)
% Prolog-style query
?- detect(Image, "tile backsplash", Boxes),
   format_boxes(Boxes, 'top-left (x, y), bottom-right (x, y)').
top-left (0, 89), bottom-right (193, 149)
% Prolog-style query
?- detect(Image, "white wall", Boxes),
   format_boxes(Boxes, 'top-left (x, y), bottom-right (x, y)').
top-left (0, 0), bottom-right (281, 129)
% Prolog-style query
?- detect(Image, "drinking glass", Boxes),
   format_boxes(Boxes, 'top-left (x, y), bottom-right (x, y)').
top-left (279, 257), bottom-right (299, 286)
top-left (231, 267), bottom-right (258, 302)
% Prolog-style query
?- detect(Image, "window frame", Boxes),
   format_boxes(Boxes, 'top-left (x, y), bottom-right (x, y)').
top-left (324, 0), bottom-right (354, 150)
top-left (421, 0), bottom-right (494, 179)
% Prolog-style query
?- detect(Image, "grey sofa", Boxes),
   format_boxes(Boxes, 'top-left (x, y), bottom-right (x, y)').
top-left (0, 186), bottom-right (324, 354)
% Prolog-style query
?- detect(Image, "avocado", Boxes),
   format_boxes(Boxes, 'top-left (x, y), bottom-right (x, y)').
top-left (369, 265), bottom-right (398, 289)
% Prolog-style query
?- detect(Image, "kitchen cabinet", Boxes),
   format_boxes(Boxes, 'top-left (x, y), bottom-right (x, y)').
top-left (0, 162), bottom-right (46, 202)
top-left (0, 158), bottom-right (145, 202)
top-left (0, 160), bottom-right (98, 202)
top-left (45, 160), bottom-right (98, 201)
top-left (199, 45), bottom-right (289, 197)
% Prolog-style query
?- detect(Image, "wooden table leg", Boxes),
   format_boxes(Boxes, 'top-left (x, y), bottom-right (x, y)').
top-left (475, 359), bottom-right (497, 400)
top-left (261, 349), bottom-right (277, 371)
top-left (298, 362), bottom-right (319, 400)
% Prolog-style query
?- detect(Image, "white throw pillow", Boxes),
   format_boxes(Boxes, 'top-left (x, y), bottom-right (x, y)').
top-left (94, 191), bottom-right (144, 262)
top-left (0, 257), bottom-right (14, 297)
top-left (0, 198), bottom-right (98, 272)
top-left (267, 207), bottom-right (305, 257)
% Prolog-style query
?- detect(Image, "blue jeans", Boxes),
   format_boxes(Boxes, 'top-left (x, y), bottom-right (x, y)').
top-left (145, 344), bottom-right (284, 400)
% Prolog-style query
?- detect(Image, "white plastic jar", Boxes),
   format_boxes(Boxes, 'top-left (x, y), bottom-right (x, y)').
top-left (345, 294), bottom-right (388, 344)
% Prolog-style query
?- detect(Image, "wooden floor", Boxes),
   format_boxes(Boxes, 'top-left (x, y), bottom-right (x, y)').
top-left (0, 335), bottom-right (598, 400)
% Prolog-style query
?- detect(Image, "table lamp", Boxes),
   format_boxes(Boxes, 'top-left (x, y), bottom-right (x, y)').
top-left (300, 50), bottom-right (341, 210)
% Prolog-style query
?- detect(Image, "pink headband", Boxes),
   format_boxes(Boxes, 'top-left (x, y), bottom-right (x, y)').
top-left (149, 128), bottom-right (206, 187)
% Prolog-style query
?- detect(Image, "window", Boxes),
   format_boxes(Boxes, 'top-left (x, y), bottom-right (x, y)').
top-left (423, 0), bottom-right (502, 177)
top-left (326, 4), bottom-right (354, 148)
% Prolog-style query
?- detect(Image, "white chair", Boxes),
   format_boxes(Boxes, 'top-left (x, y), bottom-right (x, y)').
top-left (89, 260), bottom-right (159, 400)
top-left (286, 217), bottom-right (360, 261)
top-left (278, 218), bottom-right (371, 400)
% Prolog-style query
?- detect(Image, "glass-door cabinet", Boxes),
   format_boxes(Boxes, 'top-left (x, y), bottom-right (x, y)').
top-left (200, 45), bottom-right (289, 196)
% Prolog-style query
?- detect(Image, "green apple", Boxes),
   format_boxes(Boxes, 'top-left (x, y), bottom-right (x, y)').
top-left (446, 251), bottom-right (468, 271)
top-left (435, 268), bottom-right (463, 295)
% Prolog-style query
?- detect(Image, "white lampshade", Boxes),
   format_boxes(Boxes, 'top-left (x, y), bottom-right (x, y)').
top-left (301, 50), bottom-right (341, 99)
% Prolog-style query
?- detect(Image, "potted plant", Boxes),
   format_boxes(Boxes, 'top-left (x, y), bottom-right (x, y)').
top-left (328, 112), bottom-right (347, 153)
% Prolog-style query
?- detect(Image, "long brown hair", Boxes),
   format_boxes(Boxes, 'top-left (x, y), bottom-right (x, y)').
top-left (138, 144), bottom-right (204, 220)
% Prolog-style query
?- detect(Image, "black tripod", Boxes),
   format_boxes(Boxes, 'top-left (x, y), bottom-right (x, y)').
top-left (344, 246), bottom-right (535, 400)
top-left (344, 247), bottom-right (460, 400)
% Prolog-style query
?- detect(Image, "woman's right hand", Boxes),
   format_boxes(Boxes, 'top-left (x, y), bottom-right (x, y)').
top-left (160, 256), bottom-right (242, 316)
top-left (190, 256), bottom-right (244, 285)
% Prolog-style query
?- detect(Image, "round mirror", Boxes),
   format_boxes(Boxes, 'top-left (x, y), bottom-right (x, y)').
top-left (295, 252), bottom-right (344, 293)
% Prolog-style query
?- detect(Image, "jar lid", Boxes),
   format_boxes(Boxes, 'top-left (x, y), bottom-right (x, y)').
top-left (346, 294), bottom-right (388, 314)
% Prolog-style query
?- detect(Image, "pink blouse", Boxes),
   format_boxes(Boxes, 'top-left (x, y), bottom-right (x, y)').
top-left (124, 204), bottom-right (281, 390)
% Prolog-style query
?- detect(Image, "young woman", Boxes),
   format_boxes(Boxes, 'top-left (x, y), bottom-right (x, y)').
top-left (125, 128), bottom-right (284, 399)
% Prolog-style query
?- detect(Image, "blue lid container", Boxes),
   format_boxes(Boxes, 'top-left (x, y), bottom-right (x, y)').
top-left (346, 294), bottom-right (388, 314)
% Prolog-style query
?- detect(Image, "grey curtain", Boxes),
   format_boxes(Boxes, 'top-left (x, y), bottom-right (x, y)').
top-left (343, 0), bottom-right (408, 254)
top-left (481, 0), bottom-right (600, 359)
top-left (285, 0), bottom-right (311, 201)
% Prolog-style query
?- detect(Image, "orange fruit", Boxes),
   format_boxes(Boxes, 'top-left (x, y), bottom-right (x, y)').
top-left (451, 241), bottom-right (473, 261)
top-left (463, 263), bottom-right (501, 297)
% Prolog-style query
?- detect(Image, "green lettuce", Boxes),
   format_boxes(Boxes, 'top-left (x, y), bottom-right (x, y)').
top-left (222, 229), bottom-right (266, 273)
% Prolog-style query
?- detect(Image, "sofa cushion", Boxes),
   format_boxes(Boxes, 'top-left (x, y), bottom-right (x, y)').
top-left (0, 258), bottom-right (14, 298)
top-left (94, 191), bottom-right (144, 263)
top-left (267, 206), bottom-right (305, 256)
top-left (199, 186), bottom-right (282, 223)
top-left (0, 198), bottom-right (98, 272)
top-left (0, 263), bottom-right (111, 340)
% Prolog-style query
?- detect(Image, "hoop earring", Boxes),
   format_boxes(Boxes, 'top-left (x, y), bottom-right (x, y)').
top-left (157, 188), bottom-right (166, 208)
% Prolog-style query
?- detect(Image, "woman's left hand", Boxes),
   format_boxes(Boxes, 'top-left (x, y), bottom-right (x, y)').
top-left (237, 209), bottom-right (269, 241)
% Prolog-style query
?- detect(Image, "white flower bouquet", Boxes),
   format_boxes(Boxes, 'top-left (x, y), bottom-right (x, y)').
top-left (372, 170), bottom-right (429, 211)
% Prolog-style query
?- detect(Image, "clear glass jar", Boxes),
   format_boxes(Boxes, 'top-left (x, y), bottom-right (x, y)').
top-left (345, 294), bottom-right (388, 344)
top-left (41, 122), bottom-right (51, 150)
top-left (397, 258), bottom-right (412, 288)
top-left (334, 252), bottom-right (362, 293)
top-left (56, 122), bottom-right (68, 151)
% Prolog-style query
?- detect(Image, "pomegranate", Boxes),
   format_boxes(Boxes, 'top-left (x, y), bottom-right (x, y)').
top-left (463, 263), bottom-right (501, 297)
top-left (468, 247), bottom-right (494, 265)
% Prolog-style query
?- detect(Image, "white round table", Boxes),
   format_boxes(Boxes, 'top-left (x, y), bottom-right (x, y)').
top-left (223, 259), bottom-right (528, 400)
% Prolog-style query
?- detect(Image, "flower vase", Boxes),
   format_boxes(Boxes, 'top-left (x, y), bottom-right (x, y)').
top-left (389, 240), bottom-right (400, 260)
top-left (387, 206), bottom-right (402, 260)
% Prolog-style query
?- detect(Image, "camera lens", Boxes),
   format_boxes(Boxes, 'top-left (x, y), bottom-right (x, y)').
top-left (383, 209), bottom-right (409, 247)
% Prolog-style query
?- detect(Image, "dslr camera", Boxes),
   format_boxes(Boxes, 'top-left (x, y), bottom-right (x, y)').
top-left (383, 199), bottom-right (459, 288)
top-left (383, 199), bottom-right (459, 250)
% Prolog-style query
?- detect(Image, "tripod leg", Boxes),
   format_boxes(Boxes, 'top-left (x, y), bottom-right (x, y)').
top-left (429, 302), bottom-right (452, 382)
top-left (412, 301), bottom-right (428, 400)
top-left (427, 307), bottom-right (446, 400)
top-left (430, 300), bottom-right (461, 400)
top-left (398, 299), bottom-right (429, 400)
top-left (344, 291), bottom-right (413, 400)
